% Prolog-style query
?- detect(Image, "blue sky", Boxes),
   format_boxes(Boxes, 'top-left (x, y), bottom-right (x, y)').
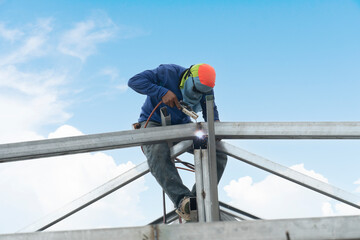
top-left (1, 0), bottom-right (360, 234)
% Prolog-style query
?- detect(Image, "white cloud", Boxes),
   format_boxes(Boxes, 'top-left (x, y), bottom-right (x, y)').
top-left (0, 65), bottom-right (70, 143)
top-left (48, 124), bottom-right (82, 138)
top-left (0, 22), bottom-right (23, 42)
top-left (100, 67), bottom-right (119, 81)
top-left (0, 125), bottom-right (147, 234)
top-left (58, 15), bottom-right (117, 61)
top-left (0, 16), bottom-right (136, 144)
top-left (116, 24), bottom-right (149, 39)
top-left (355, 179), bottom-right (360, 193)
top-left (0, 18), bottom-right (71, 144)
top-left (321, 202), bottom-right (334, 216)
top-left (0, 18), bottom-right (53, 66)
top-left (116, 84), bottom-right (128, 92)
top-left (224, 164), bottom-right (360, 219)
top-left (291, 164), bottom-right (328, 183)
top-left (99, 67), bottom-right (128, 93)
top-left (0, 15), bottom-right (147, 234)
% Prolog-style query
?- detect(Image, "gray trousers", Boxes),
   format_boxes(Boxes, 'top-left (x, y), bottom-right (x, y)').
top-left (141, 121), bottom-right (227, 207)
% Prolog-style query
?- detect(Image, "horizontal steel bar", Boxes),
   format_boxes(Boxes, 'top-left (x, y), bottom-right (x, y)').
top-left (18, 140), bottom-right (190, 232)
top-left (214, 122), bottom-right (360, 139)
top-left (3, 215), bottom-right (360, 240)
top-left (158, 215), bottom-right (360, 240)
top-left (2, 226), bottom-right (154, 240)
top-left (0, 124), bottom-right (198, 163)
top-left (217, 141), bottom-right (360, 210)
top-left (2, 122), bottom-right (360, 163)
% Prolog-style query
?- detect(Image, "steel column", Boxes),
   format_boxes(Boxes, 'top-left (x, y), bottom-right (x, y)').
top-left (205, 95), bottom-right (220, 221)
top-left (194, 149), bottom-right (206, 222)
top-left (200, 149), bottom-right (218, 222)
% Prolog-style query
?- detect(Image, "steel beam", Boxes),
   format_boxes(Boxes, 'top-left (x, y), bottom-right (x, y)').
top-left (217, 141), bottom-right (360, 210)
top-left (2, 226), bottom-right (154, 240)
top-left (2, 122), bottom-right (360, 163)
top-left (18, 140), bottom-right (192, 232)
top-left (3, 215), bottom-right (360, 240)
top-left (0, 124), bottom-right (198, 163)
top-left (214, 121), bottom-right (360, 139)
top-left (158, 215), bottom-right (360, 240)
top-left (170, 140), bottom-right (192, 157)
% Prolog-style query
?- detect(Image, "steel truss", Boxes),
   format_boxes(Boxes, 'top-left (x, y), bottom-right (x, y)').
top-left (0, 97), bottom-right (360, 238)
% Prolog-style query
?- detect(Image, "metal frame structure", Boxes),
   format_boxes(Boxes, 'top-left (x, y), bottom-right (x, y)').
top-left (2, 122), bottom-right (360, 163)
top-left (2, 216), bottom-right (360, 240)
top-left (0, 97), bottom-right (360, 239)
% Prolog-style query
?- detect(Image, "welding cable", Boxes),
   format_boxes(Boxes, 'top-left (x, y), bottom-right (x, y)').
top-left (175, 166), bottom-right (195, 173)
top-left (175, 158), bottom-right (195, 170)
top-left (176, 163), bottom-right (195, 172)
top-left (140, 100), bottom-right (163, 157)
top-left (175, 158), bottom-right (195, 168)
top-left (144, 100), bottom-right (163, 128)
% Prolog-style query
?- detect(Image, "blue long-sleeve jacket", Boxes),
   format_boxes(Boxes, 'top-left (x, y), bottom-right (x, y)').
top-left (128, 64), bottom-right (219, 125)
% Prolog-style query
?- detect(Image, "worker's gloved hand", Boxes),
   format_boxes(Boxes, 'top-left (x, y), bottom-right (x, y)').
top-left (162, 90), bottom-right (181, 110)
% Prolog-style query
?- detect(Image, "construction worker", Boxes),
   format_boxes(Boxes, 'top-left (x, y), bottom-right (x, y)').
top-left (128, 64), bottom-right (227, 221)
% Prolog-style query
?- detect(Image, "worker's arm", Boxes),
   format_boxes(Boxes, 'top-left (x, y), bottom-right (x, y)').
top-left (128, 69), bottom-right (168, 100)
top-left (200, 90), bottom-right (220, 122)
top-left (128, 67), bottom-right (181, 109)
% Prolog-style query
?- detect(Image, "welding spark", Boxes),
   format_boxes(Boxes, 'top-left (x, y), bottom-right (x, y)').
top-left (195, 130), bottom-right (205, 139)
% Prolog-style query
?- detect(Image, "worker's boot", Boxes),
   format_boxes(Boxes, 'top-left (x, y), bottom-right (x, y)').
top-left (175, 197), bottom-right (191, 221)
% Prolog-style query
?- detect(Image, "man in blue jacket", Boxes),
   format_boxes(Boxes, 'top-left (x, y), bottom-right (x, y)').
top-left (128, 63), bottom-right (227, 221)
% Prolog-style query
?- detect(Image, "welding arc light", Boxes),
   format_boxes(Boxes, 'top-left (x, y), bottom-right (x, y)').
top-left (195, 130), bottom-right (205, 139)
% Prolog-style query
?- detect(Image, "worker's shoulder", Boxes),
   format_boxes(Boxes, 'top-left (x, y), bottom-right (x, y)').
top-left (157, 64), bottom-right (186, 73)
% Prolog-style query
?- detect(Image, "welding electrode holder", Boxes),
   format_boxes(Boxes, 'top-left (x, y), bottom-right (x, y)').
top-left (179, 100), bottom-right (198, 120)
